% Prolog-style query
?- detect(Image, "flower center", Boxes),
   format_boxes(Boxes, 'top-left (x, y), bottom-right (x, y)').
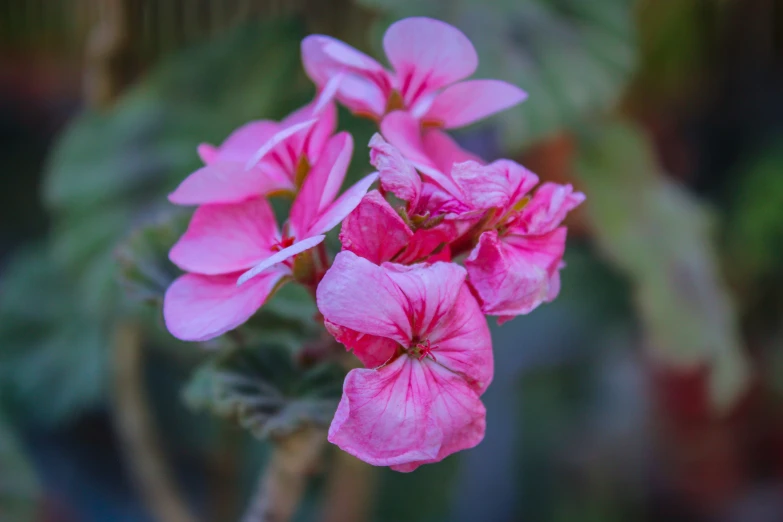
top-left (271, 235), bottom-right (296, 252)
top-left (408, 339), bottom-right (437, 362)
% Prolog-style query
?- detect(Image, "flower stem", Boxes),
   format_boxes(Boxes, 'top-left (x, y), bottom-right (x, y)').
top-left (240, 427), bottom-right (326, 522)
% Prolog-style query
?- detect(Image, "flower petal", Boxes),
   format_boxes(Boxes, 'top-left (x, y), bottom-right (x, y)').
top-left (383, 17), bottom-right (478, 107)
top-left (519, 183), bottom-right (586, 235)
top-left (289, 133), bottom-right (353, 235)
top-left (369, 133), bottom-right (421, 206)
top-left (381, 261), bottom-right (466, 337)
top-left (197, 143), bottom-right (218, 164)
top-left (423, 79), bottom-right (527, 129)
top-left (168, 161), bottom-right (291, 206)
top-left (451, 159), bottom-right (539, 211)
top-left (305, 172), bottom-right (379, 238)
top-left (169, 198), bottom-right (278, 275)
top-left (317, 251), bottom-right (412, 344)
top-left (281, 99), bottom-right (338, 165)
top-left (236, 235), bottom-right (326, 286)
top-left (324, 320), bottom-right (399, 368)
top-left (421, 128), bottom-right (483, 175)
top-left (212, 120), bottom-right (279, 163)
top-left (163, 271), bottom-right (285, 342)
top-left (244, 118), bottom-right (317, 171)
top-left (427, 285), bottom-right (494, 393)
top-left (339, 191), bottom-right (413, 264)
top-left (329, 358), bottom-right (442, 467)
top-left (466, 229), bottom-right (566, 318)
top-left (390, 362), bottom-right (486, 472)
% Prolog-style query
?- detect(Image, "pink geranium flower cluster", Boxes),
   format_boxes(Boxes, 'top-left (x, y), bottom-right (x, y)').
top-left (164, 17), bottom-right (584, 471)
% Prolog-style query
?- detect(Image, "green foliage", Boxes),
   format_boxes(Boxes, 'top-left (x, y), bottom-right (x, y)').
top-left (359, 0), bottom-right (637, 150)
top-left (0, 412), bottom-right (39, 522)
top-left (576, 121), bottom-right (749, 412)
top-left (183, 344), bottom-right (344, 439)
top-left (0, 18), bottom-right (314, 426)
top-left (724, 140), bottom-right (783, 290)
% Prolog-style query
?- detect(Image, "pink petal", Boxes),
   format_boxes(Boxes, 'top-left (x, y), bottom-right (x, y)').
top-left (305, 173), bottom-right (379, 238)
top-left (381, 261), bottom-right (466, 337)
top-left (328, 358), bottom-right (442, 467)
top-left (427, 286), bottom-right (494, 393)
top-left (339, 191), bottom-right (413, 264)
top-left (213, 120), bottom-right (279, 163)
top-left (329, 356), bottom-right (486, 471)
top-left (289, 133), bottom-right (353, 236)
top-left (450, 161), bottom-right (511, 209)
top-left (324, 320), bottom-right (398, 368)
top-left (383, 18), bottom-right (478, 107)
top-left (421, 128), bottom-right (483, 175)
top-left (393, 225), bottom-right (456, 265)
top-left (369, 133), bottom-right (421, 206)
top-left (519, 183), bottom-right (586, 235)
top-left (423, 80), bottom-right (527, 129)
top-left (236, 235), bottom-right (326, 286)
top-left (281, 99), bottom-right (337, 164)
top-left (317, 251), bottom-right (412, 345)
top-left (244, 118), bottom-right (317, 171)
top-left (302, 35), bottom-right (391, 118)
top-left (168, 161), bottom-right (291, 206)
top-left (169, 198), bottom-right (278, 275)
top-left (465, 229), bottom-right (566, 318)
top-left (163, 271), bottom-right (285, 342)
top-left (390, 362), bottom-right (486, 472)
top-left (380, 112), bottom-right (462, 196)
top-left (197, 143), bottom-right (218, 164)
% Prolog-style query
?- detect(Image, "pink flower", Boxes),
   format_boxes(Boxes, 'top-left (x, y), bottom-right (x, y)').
top-left (316, 251), bottom-right (493, 471)
top-left (164, 133), bottom-right (377, 341)
top-left (302, 17), bottom-right (526, 127)
top-left (168, 97), bottom-right (337, 206)
top-left (452, 160), bottom-right (585, 321)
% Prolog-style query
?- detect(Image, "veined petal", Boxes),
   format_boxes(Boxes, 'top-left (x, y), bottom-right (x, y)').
top-left (236, 235), bottom-right (326, 286)
top-left (163, 271), bottom-right (285, 342)
top-left (168, 161), bottom-right (291, 206)
top-left (370, 133), bottom-right (421, 206)
top-left (383, 17), bottom-right (478, 107)
top-left (339, 191), bottom-right (413, 264)
top-left (519, 183), bottom-right (586, 235)
top-left (317, 251), bottom-right (412, 344)
top-left (289, 133), bottom-right (353, 235)
top-left (305, 172), bottom-right (379, 238)
top-left (381, 261), bottom-right (466, 337)
top-left (466, 229), bottom-right (565, 318)
top-left (451, 161), bottom-right (511, 209)
top-left (324, 320), bottom-right (398, 368)
top-left (390, 362), bottom-right (486, 472)
top-left (328, 358), bottom-right (442, 467)
top-left (169, 198), bottom-right (279, 275)
top-left (423, 80), bottom-right (527, 129)
top-left (427, 286), bottom-right (494, 393)
top-left (281, 99), bottom-right (337, 165)
top-left (244, 118), bottom-right (317, 171)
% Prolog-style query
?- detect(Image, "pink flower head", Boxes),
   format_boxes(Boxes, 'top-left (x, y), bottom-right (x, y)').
top-left (316, 251), bottom-right (493, 471)
top-left (164, 133), bottom-right (377, 341)
top-left (168, 95), bottom-right (337, 206)
top-left (454, 160), bottom-right (585, 321)
top-left (302, 17), bottom-right (526, 128)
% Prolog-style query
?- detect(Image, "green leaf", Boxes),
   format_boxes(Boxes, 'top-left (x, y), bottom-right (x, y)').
top-left (576, 121), bottom-right (749, 412)
top-left (359, 0), bottom-right (637, 150)
top-left (0, 412), bottom-right (39, 521)
top-left (116, 211), bottom-right (190, 306)
top-left (183, 344), bottom-right (345, 439)
top-left (0, 245), bottom-right (108, 426)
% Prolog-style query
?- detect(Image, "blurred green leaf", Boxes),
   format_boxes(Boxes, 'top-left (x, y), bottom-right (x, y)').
top-left (360, 0), bottom-right (636, 150)
top-left (117, 211), bottom-right (189, 306)
top-left (183, 344), bottom-right (344, 439)
top-left (577, 122), bottom-right (749, 412)
top-left (724, 140), bottom-right (783, 290)
top-left (0, 412), bottom-right (39, 521)
top-left (0, 245), bottom-right (107, 426)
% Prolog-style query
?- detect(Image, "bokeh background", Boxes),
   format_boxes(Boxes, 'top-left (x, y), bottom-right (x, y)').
top-left (2, 1), bottom-right (783, 521)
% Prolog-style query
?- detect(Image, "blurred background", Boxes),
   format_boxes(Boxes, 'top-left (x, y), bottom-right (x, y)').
top-left (1, 1), bottom-right (783, 521)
